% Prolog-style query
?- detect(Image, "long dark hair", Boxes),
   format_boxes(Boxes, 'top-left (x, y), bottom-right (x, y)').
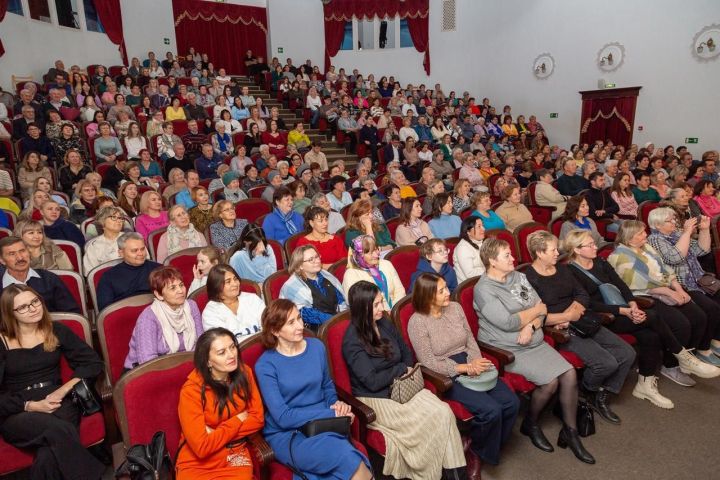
top-left (348, 281), bottom-right (392, 359)
top-left (227, 223), bottom-right (268, 260)
top-left (206, 264), bottom-right (239, 302)
top-left (193, 327), bottom-right (250, 420)
top-left (460, 215), bottom-right (483, 250)
top-left (561, 194), bottom-right (587, 222)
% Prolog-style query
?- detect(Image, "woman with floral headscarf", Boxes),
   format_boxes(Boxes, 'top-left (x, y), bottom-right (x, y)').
top-left (341, 235), bottom-right (406, 311)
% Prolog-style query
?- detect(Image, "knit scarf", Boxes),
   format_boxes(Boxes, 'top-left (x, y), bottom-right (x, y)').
top-left (215, 132), bottom-right (230, 152)
top-left (166, 224), bottom-right (202, 256)
top-left (150, 299), bottom-right (196, 353)
top-left (351, 236), bottom-right (391, 306)
top-left (275, 208), bottom-right (298, 236)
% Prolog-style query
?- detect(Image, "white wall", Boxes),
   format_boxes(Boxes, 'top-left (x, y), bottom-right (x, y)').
top-left (121, 0), bottom-right (177, 64)
top-left (266, 0), bottom-right (324, 67)
top-left (0, 8), bottom-right (120, 89)
top-left (268, 0), bottom-right (720, 153)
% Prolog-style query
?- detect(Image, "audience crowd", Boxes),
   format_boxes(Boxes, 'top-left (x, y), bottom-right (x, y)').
top-left (1, 50), bottom-right (719, 480)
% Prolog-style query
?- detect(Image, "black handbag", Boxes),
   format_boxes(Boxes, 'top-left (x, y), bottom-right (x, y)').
top-left (576, 399), bottom-right (596, 437)
top-left (71, 378), bottom-right (102, 416)
top-left (569, 312), bottom-right (602, 338)
top-left (288, 417), bottom-right (353, 480)
top-left (115, 431), bottom-right (175, 480)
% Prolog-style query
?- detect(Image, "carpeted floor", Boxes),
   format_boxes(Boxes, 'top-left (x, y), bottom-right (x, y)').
top-left (482, 371), bottom-right (720, 480)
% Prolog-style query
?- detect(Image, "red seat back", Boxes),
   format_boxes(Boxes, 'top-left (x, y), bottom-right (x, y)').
top-left (98, 294), bottom-right (154, 385)
top-left (451, 277), bottom-right (481, 339)
top-left (268, 239), bottom-right (286, 269)
top-left (528, 205), bottom-right (554, 226)
top-left (385, 245), bottom-right (420, 291)
top-left (317, 312), bottom-right (353, 392)
top-left (50, 270), bottom-right (88, 317)
top-left (52, 313), bottom-right (93, 382)
top-left (87, 259), bottom-right (122, 313)
top-left (235, 198), bottom-right (273, 223)
top-left (389, 295), bottom-right (417, 362)
top-left (515, 222), bottom-right (550, 264)
top-left (188, 286), bottom-right (209, 312)
top-left (148, 227), bottom-right (167, 261)
top-left (263, 270), bottom-right (290, 304)
top-left (171, 120), bottom-right (189, 136)
top-left (550, 218), bottom-right (563, 237)
top-left (248, 186), bottom-right (266, 199)
top-left (445, 236), bottom-right (460, 266)
top-left (284, 232), bottom-right (304, 263)
top-left (385, 217), bottom-right (400, 240)
top-left (113, 352), bottom-right (194, 458)
top-left (638, 201), bottom-right (659, 226)
top-left (484, 229), bottom-right (520, 266)
top-left (527, 182), bottom-right (538, 206)
top-left (597, 244), bottom-right (615, 259)
top-left (327, 259), bottom-right (347, 283)
top-left (54, 240), bottom-right (82, 273)
top-left (164, 247), bottom-right (204, 289)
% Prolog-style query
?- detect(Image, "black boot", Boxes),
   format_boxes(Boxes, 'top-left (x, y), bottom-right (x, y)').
top-left (557, 425), bottom-right (596, 464)
top-left (520, 416), bottom-right (554, 452)
top-left (441, 467), bottom-right (468, 480)
top-left (591, 389), bottom-right (621, 424)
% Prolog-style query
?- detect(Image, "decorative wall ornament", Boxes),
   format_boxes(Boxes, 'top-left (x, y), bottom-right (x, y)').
top-left (580, 107), bottom-right (631, 134)
top-left (692, 24), bottom-right (720, 62)
top-left (597, 42), bottom-right (625, 72)
top-left (532, 53), bottom-right (555, 79)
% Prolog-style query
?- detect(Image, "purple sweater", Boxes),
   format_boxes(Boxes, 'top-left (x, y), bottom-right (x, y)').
top-left (124, 299), bottom-right (203, 369)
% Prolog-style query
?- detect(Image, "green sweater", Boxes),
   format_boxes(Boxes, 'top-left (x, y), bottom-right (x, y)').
top-left (345, 225), bottom-right (395, 248)
top-left (632, 186), bottom-right (660, 204)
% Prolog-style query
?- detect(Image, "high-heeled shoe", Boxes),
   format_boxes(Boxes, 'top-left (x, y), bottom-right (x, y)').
top-left (557, 425), bottom-right (595, 464)
top-left (520, 416), bottom-right (553, 453)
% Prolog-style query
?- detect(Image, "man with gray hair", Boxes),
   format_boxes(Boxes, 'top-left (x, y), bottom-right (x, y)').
top-left (96, 232), bottom-right (161, 310)
top-left (183, 92), bottom-right (209, 121)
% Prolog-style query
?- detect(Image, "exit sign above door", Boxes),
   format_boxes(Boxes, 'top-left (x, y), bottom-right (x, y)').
top-left (685, 138), bottom-right (699, 144)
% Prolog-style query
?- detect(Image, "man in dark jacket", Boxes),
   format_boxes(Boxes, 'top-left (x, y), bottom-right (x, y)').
top-left (556, 158), bottom-right (589, 196)
top-left (96, 233), bottom-right (161, 311)
top-left (0, 237), bottom-right (80, 313)
top-left (586, 172), bottom-right (619, 221)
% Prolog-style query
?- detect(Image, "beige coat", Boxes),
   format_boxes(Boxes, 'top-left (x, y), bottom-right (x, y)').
top-left (342, 259), bottom-right (406, 310)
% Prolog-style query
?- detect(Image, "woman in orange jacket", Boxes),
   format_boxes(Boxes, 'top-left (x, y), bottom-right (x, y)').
top-left (176, 327), bottom-right (265, 480)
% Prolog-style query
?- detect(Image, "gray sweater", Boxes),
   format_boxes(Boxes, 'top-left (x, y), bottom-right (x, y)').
top-left (473, 271), bottom-right (545, 351)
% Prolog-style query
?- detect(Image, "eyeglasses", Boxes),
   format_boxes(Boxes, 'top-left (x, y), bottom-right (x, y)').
top-left (432, 248), bottom-right (450, 255)
top-left (579, 242), bottom-right (598, 249)
top-left (14, 297), bottom-right (42, 314)
top-left (108, 215), bottom-right (123, 221)
top-left (303, 255), bottom-right (321, 263)
top-left (220, 207), bottom-right (234, 214)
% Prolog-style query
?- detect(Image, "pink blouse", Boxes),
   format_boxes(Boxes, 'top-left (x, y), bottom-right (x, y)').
top-left (611, 191), bottom-right (638, 216)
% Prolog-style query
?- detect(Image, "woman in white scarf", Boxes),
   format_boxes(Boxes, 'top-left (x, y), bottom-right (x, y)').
top-left (156, 204), bottom-right (207, 262)
top-left (123, 266), bottom-right (204, 370)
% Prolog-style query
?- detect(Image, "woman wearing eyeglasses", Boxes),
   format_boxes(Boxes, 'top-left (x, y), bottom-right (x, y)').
top-left (410, 238), bottom-right (458, 293)
top-left (280, 245), bottom-right (346, 332)
top-left (0, 284), bottom-right (105, 480)
top-left (342, 236), bottom-right (405, 312)
top-left (82, 206), bottom-right (126, 275)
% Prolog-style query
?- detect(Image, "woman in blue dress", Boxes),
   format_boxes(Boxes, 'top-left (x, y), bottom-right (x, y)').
top-left (255, 299), bottom-right (373, 480)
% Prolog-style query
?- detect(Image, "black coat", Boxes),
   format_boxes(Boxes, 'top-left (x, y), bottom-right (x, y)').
top-left (342, 318), bottom-right (413, 398)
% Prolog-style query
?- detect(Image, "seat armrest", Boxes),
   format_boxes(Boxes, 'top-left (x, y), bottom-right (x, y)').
top-left (544, 326), bottom-right (569, 344)
top-left (420, 366), bottom-right (453, 393)
top-left (336, 387), bottom-right (376, 424)
top-left (478, 341), bottom-right (514, 375)
top-left (634, 296), bottom-right (655, 309)
top-left (247, 432), bottom-right (274, 467)
top-left (598, 312), bottom-right (614, 325)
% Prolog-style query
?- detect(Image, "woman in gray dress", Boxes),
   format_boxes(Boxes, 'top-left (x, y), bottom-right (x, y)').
top-left (474, 238), bottom-right (595, 464)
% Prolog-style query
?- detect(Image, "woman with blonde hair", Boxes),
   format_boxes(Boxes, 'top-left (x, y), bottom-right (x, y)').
top-left (208, 200), bottom-right (248, 251)
top-left (18, 152), bottom-right (52, 201)
top-left (68, 179), bottom-right (98, 224)
top-left (29, 177), bottom-right (67, 208)
top-left (188, 186), bottom-right (214, 234)
top-left (342, 235), bottom-right (405, 311)
top-left (156, 204), bottom-right (208, 262)
top-left (163, 168), bottom-right (187, 200)
top-left (135, 190), bottom-right (169, 241)
top-left (19, 190), bottom-right (51, 222)
top-left (13, 219), bottom-right (73, 270)
top-left (453, 178), bottom-right (472, 213)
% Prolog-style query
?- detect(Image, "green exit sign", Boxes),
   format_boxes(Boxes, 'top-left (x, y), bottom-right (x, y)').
top-left (604, 83), bottom-right (616, 89)
top-left (277, 47), bottom-right (284, 54)
top-left (685, 137), bottom-right (699, 144)
top-left (549, 113), bottom-right (558, 118)
top-left (163, 38), bottom-right (170, 45)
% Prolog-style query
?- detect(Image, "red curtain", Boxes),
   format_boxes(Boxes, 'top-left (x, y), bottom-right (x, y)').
top-left (0, 0), bottom-right (8, 58)
top-left (92, 0), bottom-right (128, 65)
top-left (323, 0), bottom-right (430, 74)
top-left (172, 0), bottom-right (267, 76)
top-left (580, 91), bottom-right (639, 148)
